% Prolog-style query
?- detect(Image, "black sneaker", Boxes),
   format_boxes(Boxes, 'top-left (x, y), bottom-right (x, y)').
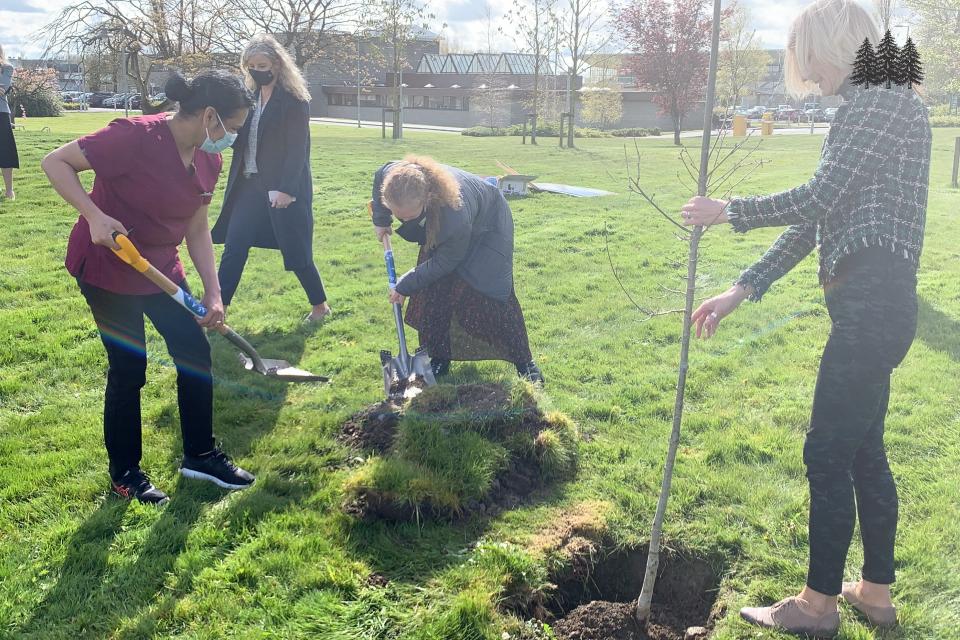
top-left (431, 358), bottom-right (450, 377)
top-left (516, 360), bottom-right (545, 385)
top-left (111, 468), bottom-right (169, 505)
top-left (180, 448), bottom-right (255, 490)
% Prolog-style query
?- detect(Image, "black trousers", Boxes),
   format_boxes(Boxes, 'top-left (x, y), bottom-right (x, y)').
top-left (804, 247), bottom-right (917, 596)
top-left (218, 174), bottom-right (326, 307)
top-left (79, 280), bottom-right (215, 480)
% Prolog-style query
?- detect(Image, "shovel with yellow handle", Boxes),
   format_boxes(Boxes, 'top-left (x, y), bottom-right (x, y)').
top-left (111, 232), bottom-right (328, 383)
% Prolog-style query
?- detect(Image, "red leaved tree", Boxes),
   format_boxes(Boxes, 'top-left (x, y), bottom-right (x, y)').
top-left (617, 0), bottom-right (728, 145)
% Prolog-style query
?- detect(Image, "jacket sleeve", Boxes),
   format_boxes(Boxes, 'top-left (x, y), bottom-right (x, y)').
top-left (394, 211), bottom-right (472, 296)
top-left (278, 98), bottom-right (310, 198)
top-left (736, 221), bottom-right (817, 301)
top-left (0, 65), bottom-right (13, 93)
top-left (726, 90), bottom-right (908, 232)
top-left (371, 163), bottom-right (394, 227)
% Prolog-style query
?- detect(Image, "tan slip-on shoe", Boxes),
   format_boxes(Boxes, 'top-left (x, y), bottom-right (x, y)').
top-left (740, 596), bottom-right (840, 638)
top-left (841, 582), bottom-right (897, 628)
top-left (303, 307), bottom-right (332, 324)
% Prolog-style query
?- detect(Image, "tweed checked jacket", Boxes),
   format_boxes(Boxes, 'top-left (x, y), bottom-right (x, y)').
top-left (727, 85), bottom-right (931, 301)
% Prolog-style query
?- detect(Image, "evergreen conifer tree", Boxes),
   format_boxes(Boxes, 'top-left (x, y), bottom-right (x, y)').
top-left (850, 38), bottom-right (876, 88)
top-left (876, 29), bottom-right (899, 88)
top-left (897, 37), bottom-right (924, 87)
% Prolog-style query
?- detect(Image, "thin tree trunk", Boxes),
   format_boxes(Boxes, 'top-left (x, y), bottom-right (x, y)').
top-left (635, 0), bottom-right (723, 624)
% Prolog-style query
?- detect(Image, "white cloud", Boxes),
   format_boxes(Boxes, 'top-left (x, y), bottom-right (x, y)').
top-left (1, 0), bottom-right (70, 58)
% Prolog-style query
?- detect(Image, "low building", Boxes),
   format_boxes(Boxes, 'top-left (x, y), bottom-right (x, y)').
top-left (8, 59), bottom-right (82, 91)
top-left (309, 48), bottom-right (689, 130)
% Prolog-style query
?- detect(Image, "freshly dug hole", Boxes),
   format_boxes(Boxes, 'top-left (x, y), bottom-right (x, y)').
top-left (546, 545), bottom-right (723, 640)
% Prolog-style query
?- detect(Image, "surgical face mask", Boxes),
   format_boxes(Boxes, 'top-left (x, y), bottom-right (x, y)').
top-left (249, 68), bottom-right (274, 87)
top-left (200, 110), bottom-right (236, 154)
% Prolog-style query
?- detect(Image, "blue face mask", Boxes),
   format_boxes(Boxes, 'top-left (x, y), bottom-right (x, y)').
top-left (200, 111), bottom-right (236, 154)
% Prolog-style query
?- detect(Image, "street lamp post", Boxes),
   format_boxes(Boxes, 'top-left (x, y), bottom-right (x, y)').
top-left (356, 39), bottom-right (362, 127)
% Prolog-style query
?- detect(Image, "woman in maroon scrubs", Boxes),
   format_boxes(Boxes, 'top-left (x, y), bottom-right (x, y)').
top-left (42, 71), bottom-right (256, 505)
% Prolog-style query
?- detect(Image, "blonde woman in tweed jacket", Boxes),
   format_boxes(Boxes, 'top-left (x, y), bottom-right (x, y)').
top-left (681, 0), bottom-right (930, 636)
top-left (0, 45), bottom-right (18, 200)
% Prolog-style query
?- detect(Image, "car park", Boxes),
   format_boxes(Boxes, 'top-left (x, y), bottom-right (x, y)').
top-left (87, 92), bottom-right (115, 107)
top-left (775, 108), bottom-right (801, 122)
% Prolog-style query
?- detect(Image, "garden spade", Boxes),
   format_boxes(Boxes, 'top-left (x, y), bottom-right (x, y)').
top-left (110, 232), bottom-right (328, 383)
top-left (380, 234), bottom-right (435, 397)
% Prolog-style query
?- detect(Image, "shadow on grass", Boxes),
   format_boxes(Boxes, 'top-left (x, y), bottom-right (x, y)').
top-left (916, 297), bottom-right (960, 363)
top-left (340, 482), bottom-right (573, 588)
top-left (17, 326), bottom-right (317, 639)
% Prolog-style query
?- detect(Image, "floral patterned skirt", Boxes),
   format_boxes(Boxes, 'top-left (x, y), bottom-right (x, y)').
top-left (404, 247), bottom-right (533, 364)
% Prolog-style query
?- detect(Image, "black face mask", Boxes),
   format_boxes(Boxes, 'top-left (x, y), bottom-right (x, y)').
top-left (249, 69), bottom-right (274, 87)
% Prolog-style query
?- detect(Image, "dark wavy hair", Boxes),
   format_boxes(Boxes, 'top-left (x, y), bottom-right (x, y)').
top-left (164, 70), bottom-right (254, 118)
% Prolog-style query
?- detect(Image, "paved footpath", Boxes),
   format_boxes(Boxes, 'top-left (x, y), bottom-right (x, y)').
top-left (310, 116), bottom-right (831, 138)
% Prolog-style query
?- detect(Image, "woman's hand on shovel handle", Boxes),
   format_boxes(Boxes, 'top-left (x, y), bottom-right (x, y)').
top-left (90, 211), bottom-right (128, 250)
top-left (388, 289), bottom-right (405, 305)
top-left (198, 292), bottom-right (225, 329)
top-left (375, 225), bottom-right (392, 242)
top-left (691, 285), bottom-right (752, 339)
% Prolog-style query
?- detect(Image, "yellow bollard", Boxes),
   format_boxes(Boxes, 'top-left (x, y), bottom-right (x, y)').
top-left (761, 112), bottom-right (774, 136)
top-left (732, 114), bottom-right (747, 137)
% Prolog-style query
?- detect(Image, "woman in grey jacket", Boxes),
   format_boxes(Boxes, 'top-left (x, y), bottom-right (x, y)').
top-left (0, 45), bottom-right (18, 200)
top-left (371, 155), bottom-right (542, 383)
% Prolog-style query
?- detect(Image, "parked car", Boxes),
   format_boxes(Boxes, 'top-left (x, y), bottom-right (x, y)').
top-left (103, 93), bottom-right (136, 108)
top-left (61, 91), bottom-right (82, 103)
top-left (87, 92), bottom-right (114, 107)
top-left (823, 107), bottom-right (839, 121)
top-left (775, 108), bottom-right (801, 122)
top-left (803, 108), bottom-right (826, 122)
top-left (746, 106), bottom-right (768, 119)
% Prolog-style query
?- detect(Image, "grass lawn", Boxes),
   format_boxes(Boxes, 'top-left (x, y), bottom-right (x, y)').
top-left (1, 112), bottom-right (958, 639)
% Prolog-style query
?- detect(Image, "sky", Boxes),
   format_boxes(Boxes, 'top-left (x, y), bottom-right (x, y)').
top-left (0, 0), bottom-right (875, 61)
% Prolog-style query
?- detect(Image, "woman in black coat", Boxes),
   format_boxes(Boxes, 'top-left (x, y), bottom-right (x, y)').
top-left (212, 34), bottom-right (331, 323)
top-left (371, 155), bottom-right (542, 383)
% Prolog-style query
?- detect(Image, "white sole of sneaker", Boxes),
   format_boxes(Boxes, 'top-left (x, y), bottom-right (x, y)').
top-left (179, 467), bottom-right (255, 490)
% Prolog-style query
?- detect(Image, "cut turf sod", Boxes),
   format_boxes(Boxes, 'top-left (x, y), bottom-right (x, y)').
top-left (340, 380), bottom-right (579, 521)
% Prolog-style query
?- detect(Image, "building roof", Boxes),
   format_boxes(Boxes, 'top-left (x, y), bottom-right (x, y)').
top-left (415, 52), bottom-right (555, 75)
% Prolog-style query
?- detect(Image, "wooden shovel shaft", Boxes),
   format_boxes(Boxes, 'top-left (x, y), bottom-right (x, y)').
top-left (111, 232), bottom-right (223, 332)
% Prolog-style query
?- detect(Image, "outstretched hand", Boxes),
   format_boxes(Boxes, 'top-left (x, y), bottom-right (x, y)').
top-left (690, 285), bottom-right (751, 339)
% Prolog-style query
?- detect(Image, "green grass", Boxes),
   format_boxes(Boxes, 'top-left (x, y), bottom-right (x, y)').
top-left (1, 112), bottom-right (959, 639)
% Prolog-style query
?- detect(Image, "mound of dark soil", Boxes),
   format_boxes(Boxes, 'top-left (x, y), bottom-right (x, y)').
top-left (337, 400), bottom-right (402, 454)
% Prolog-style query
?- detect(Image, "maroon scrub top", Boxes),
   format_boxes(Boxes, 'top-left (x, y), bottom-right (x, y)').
top-left (65, 115), bottom-right (223, 295)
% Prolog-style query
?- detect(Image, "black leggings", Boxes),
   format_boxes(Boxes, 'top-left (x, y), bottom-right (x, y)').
top-left (79, 280), bottom-right (215, 480)
top-left (804, 247), bottom-right (917, 596)
top-left (218, 175), bottom-right (326, 307)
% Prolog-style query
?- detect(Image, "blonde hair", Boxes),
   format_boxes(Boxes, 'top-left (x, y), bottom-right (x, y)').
top-left (382, 155), bottom-right (463, 213)
top-left (785, 0), bottom-right (881, 98)
top-left (0, 45), bottom-right (6, 66)
top-left (241, 34), bottom-right (311, 102)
